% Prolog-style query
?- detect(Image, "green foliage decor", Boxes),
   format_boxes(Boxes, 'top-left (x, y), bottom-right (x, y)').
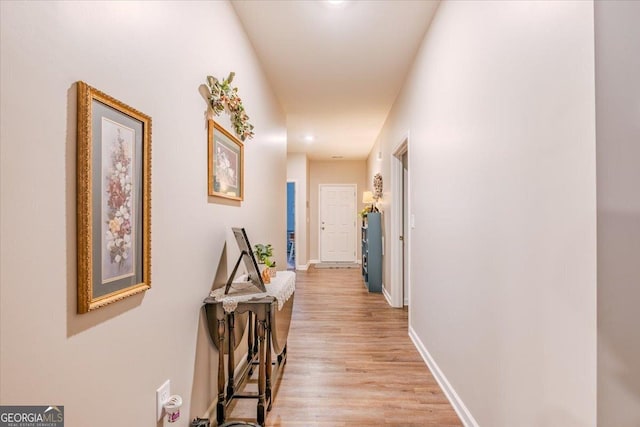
top-left (206, 72), bottom-right (255, 141)
top-left (254, 243), bottom-right (276, 268)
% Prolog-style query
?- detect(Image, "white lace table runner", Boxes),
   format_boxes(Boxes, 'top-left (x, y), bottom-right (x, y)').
top-left (209, 270), bottom-right (296, 313)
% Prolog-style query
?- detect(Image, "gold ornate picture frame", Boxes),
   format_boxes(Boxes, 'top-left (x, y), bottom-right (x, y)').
top-left (208, 120), bottom-right (244, 201)
top-left (76, 81), bottom-right (152, 313)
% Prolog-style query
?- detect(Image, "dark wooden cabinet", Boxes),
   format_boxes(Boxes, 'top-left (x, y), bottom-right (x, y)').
top-left (361, 212), bottom-right (382, 292)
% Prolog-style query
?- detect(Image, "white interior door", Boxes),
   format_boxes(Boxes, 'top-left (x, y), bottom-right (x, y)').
top-left (319, 185), bottom-right (356, 262)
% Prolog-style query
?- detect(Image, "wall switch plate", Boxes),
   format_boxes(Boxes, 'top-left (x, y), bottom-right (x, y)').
top-left (156, 380), bottom-right (170, 421)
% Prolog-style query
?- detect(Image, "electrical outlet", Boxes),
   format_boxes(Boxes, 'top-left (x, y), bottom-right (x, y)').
top-left (156, 380), bottom-right (170, 421)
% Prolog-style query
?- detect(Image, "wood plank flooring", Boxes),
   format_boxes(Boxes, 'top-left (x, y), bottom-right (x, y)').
top-left (223, 266), bottom-right (462, 426)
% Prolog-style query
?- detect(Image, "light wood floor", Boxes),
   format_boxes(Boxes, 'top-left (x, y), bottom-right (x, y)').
top-left (223, 266), bottom-right (462, 426)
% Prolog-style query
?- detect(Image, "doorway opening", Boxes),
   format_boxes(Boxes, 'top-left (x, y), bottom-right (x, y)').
top-left (390, 134), bottom-right (410, 308)
top-left (286, 181), bottom-right (296, 270)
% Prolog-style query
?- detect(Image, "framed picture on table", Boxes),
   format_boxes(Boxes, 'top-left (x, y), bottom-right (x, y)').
top-left (208, 120), bottom-right (244, 201)
top-left (76, 81), bottom-right (152, 313)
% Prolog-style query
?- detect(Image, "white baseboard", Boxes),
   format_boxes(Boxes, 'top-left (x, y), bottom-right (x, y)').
top-left (382, 284), bottom-right (393, 306)
top-left (310, 259), bottom-right (361, 265)
top-left (382, 283), bottom-right (405, 308)
top-left (408, 326), bottom-right (479, 427)
top-left (296, 259), bottom-right (319, 270)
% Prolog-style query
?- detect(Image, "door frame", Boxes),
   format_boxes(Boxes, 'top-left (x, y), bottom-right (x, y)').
top-left (318, 183), bottom-right (358, 263)
top-left (390, 132), bottom-right (410, 308)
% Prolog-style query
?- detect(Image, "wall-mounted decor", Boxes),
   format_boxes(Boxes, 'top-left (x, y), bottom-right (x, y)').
top-left (205, 72), bottom-right (255, 141)
top-left (76, 81), bottom-right (152, 313)
top-left (208, 120), bottom-right (244, 201)
top-left (373, 173), bottom-right (383, 200)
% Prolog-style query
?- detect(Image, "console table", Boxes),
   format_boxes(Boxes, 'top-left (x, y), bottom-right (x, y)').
top-left (204, 271), bottom-right (295, 426)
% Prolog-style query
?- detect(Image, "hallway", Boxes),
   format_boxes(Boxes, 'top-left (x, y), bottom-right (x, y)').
top-left (227, 267), bottom-right (462, 426)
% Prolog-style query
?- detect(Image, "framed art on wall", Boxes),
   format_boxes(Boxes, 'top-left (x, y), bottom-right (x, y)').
top-left (76, 81), bottom-right (152, 313)
top-left (208, 119), bottom-right (244, 201)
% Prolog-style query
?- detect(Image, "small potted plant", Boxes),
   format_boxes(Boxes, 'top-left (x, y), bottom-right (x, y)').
top-left (254, 243), bottom-right (277, 277)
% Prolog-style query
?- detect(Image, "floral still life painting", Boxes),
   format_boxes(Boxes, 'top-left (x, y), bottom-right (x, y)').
top-left (102, 123), bottom-right (135, 282)
top-left (216, 140), bottom-right (238, 190)
top-left (208, 120), bottom-right (244, 201)
top-left (77, 81), bottom-right (151, 313)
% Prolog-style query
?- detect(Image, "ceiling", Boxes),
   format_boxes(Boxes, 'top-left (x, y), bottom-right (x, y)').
top-left (231, 0), bottom-right (439, 160)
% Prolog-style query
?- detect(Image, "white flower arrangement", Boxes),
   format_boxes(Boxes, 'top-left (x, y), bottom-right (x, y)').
top-left (105, 129), bottom-right (133, 269)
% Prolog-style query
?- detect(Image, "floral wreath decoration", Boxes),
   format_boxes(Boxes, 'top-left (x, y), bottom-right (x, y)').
top-left (373, 173), bottom-right (383, 200)
top-left (205, 72), bottom-right (255, 141)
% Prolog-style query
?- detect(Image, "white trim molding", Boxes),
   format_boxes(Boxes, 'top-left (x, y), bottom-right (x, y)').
top-left (382, 284), bottom-right (393, 306)
top-left (408, 327), bottom-right (479, 427)
top-left (389, 132), bottom-right (410, 308)
top-left (296, 262), bottom-right (311, 271)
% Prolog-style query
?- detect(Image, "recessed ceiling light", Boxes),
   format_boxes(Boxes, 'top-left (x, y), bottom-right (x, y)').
top-left (331, 155), bottom-right (344, 159)
top-left (325, 0), bottom-right (347, 8)
top-left (303, 135), bottom-right (314, 143)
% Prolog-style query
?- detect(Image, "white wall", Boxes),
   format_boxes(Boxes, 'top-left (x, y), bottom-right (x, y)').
top-left (369, 1), bottom-right (597, 425)
top-left (286, 153), bottom-right (309, 269)
top-left (0, 2), bottom-right (286, 426)
top-left (595, 1), bottom-right (640, 426)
